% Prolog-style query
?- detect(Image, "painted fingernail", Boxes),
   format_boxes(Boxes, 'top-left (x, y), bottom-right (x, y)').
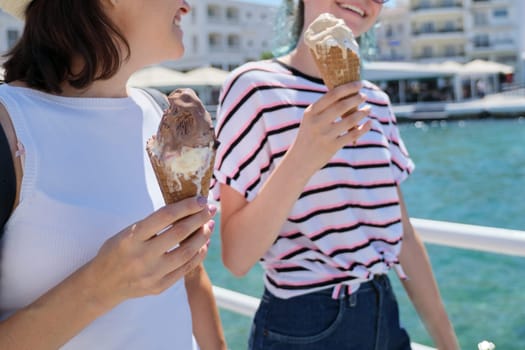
top-left (208, 220), bottom-right (216, 232)
top-left (208, 204), bottom-right (217, 216)
top-left (197, 196), bottom-right (208, 207)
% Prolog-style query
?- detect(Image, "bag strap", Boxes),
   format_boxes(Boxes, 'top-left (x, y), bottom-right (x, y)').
top-left (139, 87), bottom-right (169, 112)
top-left (0, 122), bottom-right (16, 234)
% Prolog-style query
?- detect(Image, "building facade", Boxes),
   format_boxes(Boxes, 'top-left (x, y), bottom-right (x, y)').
top-left (376, 0), bottom-right (525, 84)
top-left (0, 10), bottom-right (23, 64)
top-left (165, 0), bottom-right (279, 71)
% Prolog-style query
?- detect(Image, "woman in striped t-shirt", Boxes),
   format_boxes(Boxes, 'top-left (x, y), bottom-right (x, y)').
top-left (212, 1), bottom-right (459, 349)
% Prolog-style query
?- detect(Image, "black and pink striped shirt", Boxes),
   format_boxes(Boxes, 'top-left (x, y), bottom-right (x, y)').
top-left (212, 60), bottom-right (415, 299)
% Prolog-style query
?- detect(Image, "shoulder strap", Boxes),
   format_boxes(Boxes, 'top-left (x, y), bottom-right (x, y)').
top-left (0, 123), bottom-right (16, 234)
top-left (139, 87), bottom-right (169, 112)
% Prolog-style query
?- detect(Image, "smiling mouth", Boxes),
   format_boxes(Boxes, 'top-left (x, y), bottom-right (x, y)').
top-left (338, 3), bottom-right (366, 17)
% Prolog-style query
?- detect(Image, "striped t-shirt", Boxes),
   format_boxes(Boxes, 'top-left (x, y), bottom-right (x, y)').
top-left (212, 59), bottom-right (415, 299)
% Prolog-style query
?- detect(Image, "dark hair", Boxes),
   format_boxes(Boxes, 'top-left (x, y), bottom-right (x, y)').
top-left (271, 0), bottom-right (304, 56)
top-left (289, 0), bottom-right (304, 50)
top-left (2, 0), bottom-right (130, 93)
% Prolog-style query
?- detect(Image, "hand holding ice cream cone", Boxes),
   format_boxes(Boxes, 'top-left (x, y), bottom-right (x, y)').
top-left (304, 13), bottom-right (361, 117)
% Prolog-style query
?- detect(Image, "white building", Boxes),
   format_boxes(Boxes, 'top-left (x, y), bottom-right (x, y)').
top-left (376, 0), bottom-right (525, 84)
top-left (376, 1), bottom-right (412, 61)
top-left (165, 0), bottom-right (279, 71)
top-left (0, 10), bottom-right (23, 63)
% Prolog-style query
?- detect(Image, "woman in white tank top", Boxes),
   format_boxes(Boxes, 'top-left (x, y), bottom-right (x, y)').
top-left (0, 1), bottom-right (226, 349)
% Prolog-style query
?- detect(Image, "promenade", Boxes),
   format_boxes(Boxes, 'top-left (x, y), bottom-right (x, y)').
top-left (393, 89), bottom-right (525, 121)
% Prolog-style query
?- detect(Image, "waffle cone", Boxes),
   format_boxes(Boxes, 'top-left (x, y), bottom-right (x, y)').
top-left (311, 45), bottom-right (360, 90)
top-left (147, 145), bottom-right (215, 205)
top-left (311, 45), bottom-right (360, 116)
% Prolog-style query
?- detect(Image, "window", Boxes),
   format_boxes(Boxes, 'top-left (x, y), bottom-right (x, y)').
top-left (420, 0), bottom-right (431, 9)
top-left (474, 34), bottom-right (490, 48)
top-left (7, 29), bottom-right (19, 49)
top-left (207, 5), bottom-right (220, 20)
top-left (191, 8), bottom-right (196, 23)
top-left (443, 21), bottom-right (456, 32)
top-left (386, 24), bottom-right (393, 38)
top-left (493, 8), bottom-right (508, 18)
top-left (208, 33), bottom-right (222, 49)
top-left (444, 45), bottom-right (457, 57)
top-left (226, 7), bottom-right (239, 22)
top-left (192, 35), bottom-right (198, 54)
top-left (421, 22), bottom-right (435, 33)
top-left (422, 46), bottom-right (433, 58)
top-left (227, 34), bottom-right (240, 49)
top-left (473, 12), bottom-right (488, 26)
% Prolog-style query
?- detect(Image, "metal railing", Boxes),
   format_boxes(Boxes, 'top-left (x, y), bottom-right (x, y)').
top-left (212, 218), bottom-right (524, 349)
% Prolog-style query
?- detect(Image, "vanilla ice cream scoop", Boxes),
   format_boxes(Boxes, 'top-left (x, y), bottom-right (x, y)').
top-left (304, 13), bottom-right (359, 60)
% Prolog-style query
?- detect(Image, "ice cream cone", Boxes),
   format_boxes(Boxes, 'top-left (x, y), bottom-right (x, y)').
top-left (305, 13), bottom-right (361, 116)
top-left (147, 142), bottom-right (215, 204)
top-left (146, 88), bottom-right (217, 205)
top-left (310, 45), bottom-right (360, 90)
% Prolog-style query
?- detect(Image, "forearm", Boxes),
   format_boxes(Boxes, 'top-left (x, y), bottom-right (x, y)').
top-left (396, 187), bottom-right (458, 349)
top-left (221, 148), bottom-right (314, 275)
top-left (399, 225), bottom-right (459, 350)
top-left (185, 264), bottom-right (226, 350)
top-left (0, 263), bottom-right (113, 350)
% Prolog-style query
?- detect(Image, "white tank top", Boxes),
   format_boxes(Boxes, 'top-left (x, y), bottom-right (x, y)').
top-left (0, 85), bottom-right (196, 349)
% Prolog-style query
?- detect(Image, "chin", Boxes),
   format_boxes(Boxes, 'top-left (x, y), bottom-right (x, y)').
top-left (173, 47), bottom-right (185, 60)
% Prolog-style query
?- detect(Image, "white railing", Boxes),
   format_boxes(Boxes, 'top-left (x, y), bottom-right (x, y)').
top-left (412, 218), bottom-right (525, 257)
top-left (212, 218), bottom-right (524, 349)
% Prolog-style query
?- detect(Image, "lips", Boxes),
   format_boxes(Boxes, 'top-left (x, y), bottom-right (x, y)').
top-left (337, 3), bottom-right (366, 17)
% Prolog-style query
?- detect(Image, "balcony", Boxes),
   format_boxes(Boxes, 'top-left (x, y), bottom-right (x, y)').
top-left (412, 27), bottom-right (464, 36)
top-left (468, 41), bottom-right (516, 55)
top-left (471, 0), bottom-right (512, 7)
top-left (412, 1), bottom-right (462, 11)
top-left (414, 52), bottom-right (466, 61)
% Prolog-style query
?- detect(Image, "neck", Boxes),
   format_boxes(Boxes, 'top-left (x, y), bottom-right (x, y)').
top-left (279, 39), bottom-right (322, 79)
top-left (58, 58), bottom-right (140, 98)
top-left (59, 77), bottom-right (129, 98)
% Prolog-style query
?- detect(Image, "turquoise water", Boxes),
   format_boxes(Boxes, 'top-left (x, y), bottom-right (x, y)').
top-left (204, 118), bottom-right (525, 350)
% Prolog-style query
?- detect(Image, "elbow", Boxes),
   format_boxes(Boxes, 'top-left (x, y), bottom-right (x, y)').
top-left (222, 251), bottom-right (251, 277)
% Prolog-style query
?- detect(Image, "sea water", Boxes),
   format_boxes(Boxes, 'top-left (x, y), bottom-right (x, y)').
top-left (204, 118), bottom-right (525, 350)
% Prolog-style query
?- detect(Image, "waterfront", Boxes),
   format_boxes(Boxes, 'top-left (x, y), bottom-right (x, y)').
top-left (204, 118), bottom-right (525, 350)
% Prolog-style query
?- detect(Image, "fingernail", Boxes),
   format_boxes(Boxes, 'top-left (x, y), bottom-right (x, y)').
top-left (208, 204), bottom-right (217, 216)
top-left (206, 239), bottom-right (211, 247)
top-left (208, 220), bottom-right (216, 232)
top-left (197, 196), bottom-right (208, 207)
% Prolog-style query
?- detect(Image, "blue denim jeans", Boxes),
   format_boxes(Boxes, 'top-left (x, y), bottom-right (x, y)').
top-left (248, 275), bottom-right (411, 350)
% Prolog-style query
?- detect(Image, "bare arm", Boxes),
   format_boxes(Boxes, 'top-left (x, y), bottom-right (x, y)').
top-left (397, 186), bottom-right (460, 350)
top-left (220, 82), bottom-right (372, 276)
top-left (185, 264), bottom-right (227, 350)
